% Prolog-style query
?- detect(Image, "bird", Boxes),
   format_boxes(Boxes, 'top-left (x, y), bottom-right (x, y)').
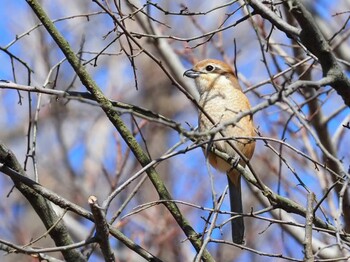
top-left (184, 59), bottom-right (255, 244)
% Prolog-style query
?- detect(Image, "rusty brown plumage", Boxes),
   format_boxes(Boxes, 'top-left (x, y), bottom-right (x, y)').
top-left (184, 59), bottom-right (255, 244)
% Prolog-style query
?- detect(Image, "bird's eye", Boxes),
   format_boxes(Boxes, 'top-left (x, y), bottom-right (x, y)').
top-left (205, 65), bottom-right (214, 72)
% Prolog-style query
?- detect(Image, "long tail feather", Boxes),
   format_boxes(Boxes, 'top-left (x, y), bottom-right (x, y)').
top-left (227, 171), bottom-right (244, 244)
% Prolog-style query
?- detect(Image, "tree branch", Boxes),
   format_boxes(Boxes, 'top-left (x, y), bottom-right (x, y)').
top-left (246, 0), bottom-right (301, 37)
top-left (0, 143), bottom-right (86, 262)
top-left (285, 0), bottom-right (350, 106)
top-left (304, 193), bottom-right (315, 262)
top-left (246, 0), bottom-right (350, 106)
top-left (25, 0), bottom-right (214, 260)
top-left (0, 144), bottom-right (163, 262)
top-left (89, 196), bottom-right (115, 262)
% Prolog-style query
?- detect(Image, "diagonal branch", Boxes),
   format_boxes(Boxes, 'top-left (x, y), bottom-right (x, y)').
top-left (0, 143), bottom-right (86, 262)
top-left (0, 144), bottom-right (163, 261)
top-left (246, 0), bottom-right (301, 37)
top-left (25, 0), bottom-right (214, 260)
top-left (285, 0), bottom-right (350, 107)
top-left (212, 147), bottom-right (350, 243)
top-left (246, 0), bottom-right (350, 106)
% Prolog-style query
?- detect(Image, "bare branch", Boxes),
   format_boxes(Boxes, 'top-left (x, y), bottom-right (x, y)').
top-left (89, 196), bottom-right (115, 262)
top-left (304, 193), bottom-right (315, 262)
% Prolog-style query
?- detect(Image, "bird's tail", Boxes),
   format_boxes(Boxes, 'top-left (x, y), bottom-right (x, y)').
top-left (227, 170), bottom-right (244, 244)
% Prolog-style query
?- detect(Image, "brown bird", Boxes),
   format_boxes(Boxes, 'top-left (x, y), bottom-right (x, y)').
top-left (184, 59), bottom-right (255, 244)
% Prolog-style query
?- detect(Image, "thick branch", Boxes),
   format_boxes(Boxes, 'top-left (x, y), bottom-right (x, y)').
top-left (247, 0), bottom-right (350, 106)
top-left (285, 0), bottom-right (350, 106)
top-left (0, 147), bottom-right (163, 262)
top-left (25, 0), bottom-right (214, 260)
top-left (89, 196), bottom-right (115, 262)
top-left (246, 0), bottom-right (301, 37)
top-left (304, 193), bottom-right (315, 262)
top-left (0, 143), bottom-right (86, 262)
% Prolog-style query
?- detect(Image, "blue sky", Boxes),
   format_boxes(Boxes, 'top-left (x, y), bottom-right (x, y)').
top-left (0, 1), bottom-right (349, 261)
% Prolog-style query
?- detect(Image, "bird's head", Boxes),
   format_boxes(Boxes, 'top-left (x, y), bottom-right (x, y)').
top-left (183, 59), bottom-right (240, 94)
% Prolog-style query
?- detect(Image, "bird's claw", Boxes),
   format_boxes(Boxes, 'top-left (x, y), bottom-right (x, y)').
top-left (228, 155), bottom-right (240, 168)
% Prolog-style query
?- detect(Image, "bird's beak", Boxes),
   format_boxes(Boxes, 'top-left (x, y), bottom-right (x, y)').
top-left (183, 69), bottom-right (200, 78)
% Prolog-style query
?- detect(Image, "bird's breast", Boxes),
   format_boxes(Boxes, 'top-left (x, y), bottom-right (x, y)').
top-left (198, 87), bottom-right (255, 165)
